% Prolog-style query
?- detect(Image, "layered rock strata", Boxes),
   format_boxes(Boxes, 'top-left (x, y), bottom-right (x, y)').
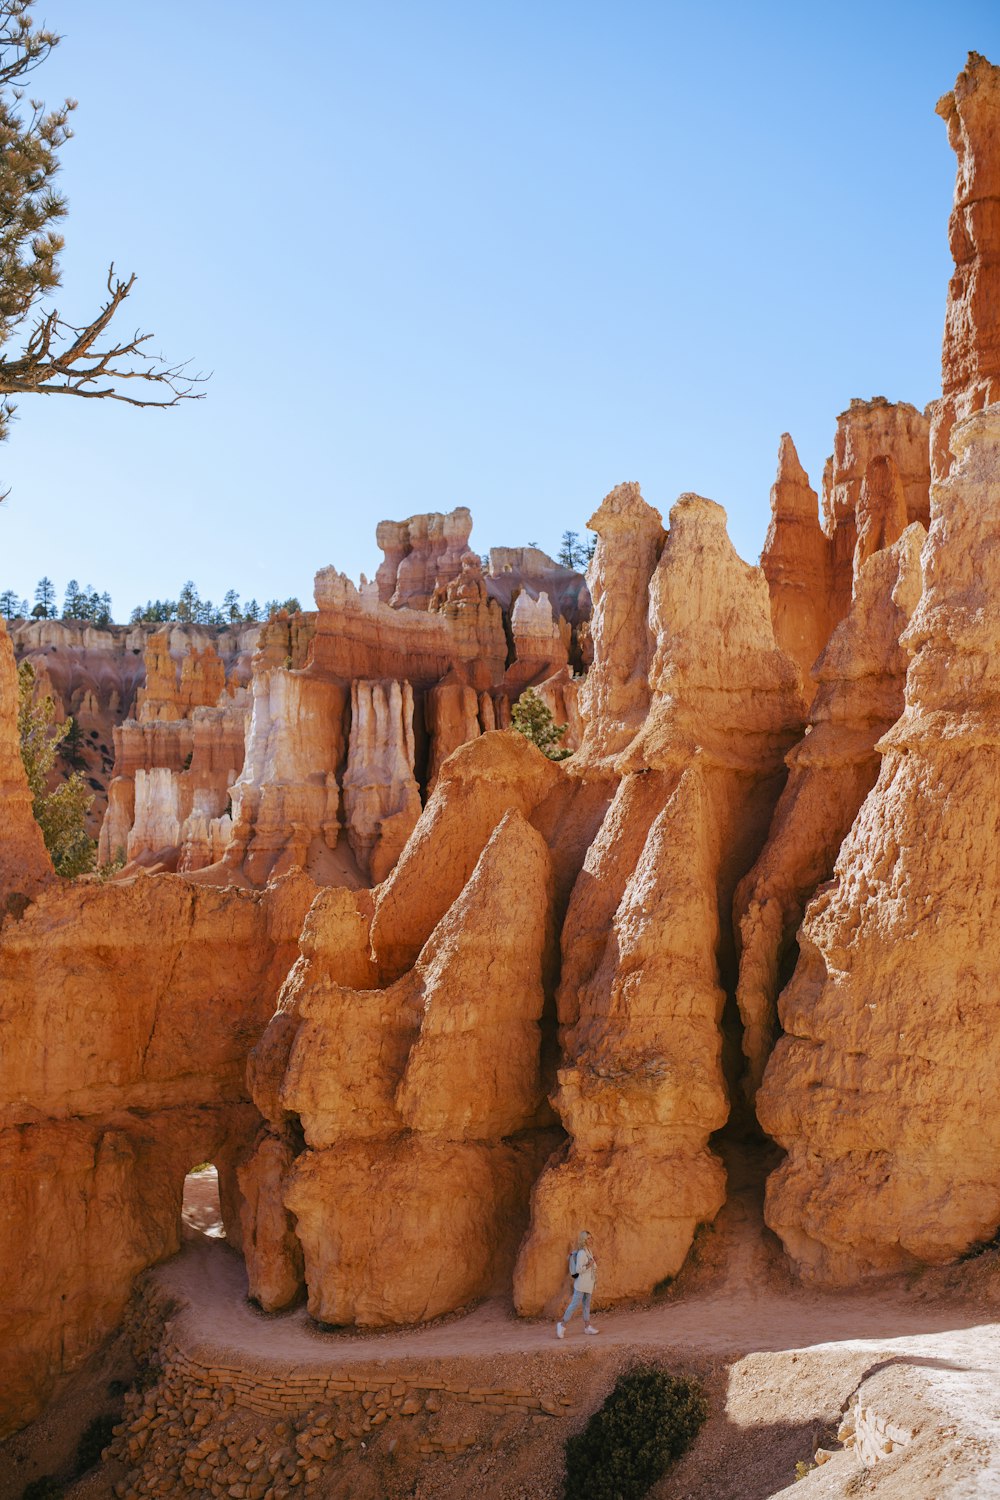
top-left (12, 620), bottom-right (257, 836)
top-left (98, 626), bottom-right (258, 869)
top-left (225, 667), bottom-right (348, 886)
top-left (759, 408), bottom-right (1000, 1281)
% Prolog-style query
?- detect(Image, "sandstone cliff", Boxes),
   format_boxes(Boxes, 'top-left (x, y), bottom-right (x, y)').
top-left (736, 517), bottom-right (924, 1098)
top-left (514, 493), bottom-right (805, 1312)
top-left (0, 870), bottom-right (314, 1436)
top-left (759, 409), bottom-right (1000, 1282)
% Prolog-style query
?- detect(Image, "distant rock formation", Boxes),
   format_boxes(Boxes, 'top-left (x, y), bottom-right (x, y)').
top-left (99, 626), bottom-right (255, 872)
top-left (85, 510), bottom-right (587, 886)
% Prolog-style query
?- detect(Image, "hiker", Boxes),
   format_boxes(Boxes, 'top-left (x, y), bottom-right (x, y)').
top-left (556, 1229), bottom-right (599, 1338)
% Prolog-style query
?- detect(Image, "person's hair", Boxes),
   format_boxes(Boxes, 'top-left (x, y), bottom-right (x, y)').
top-left (577, 1230), bottom-right (591, 1247)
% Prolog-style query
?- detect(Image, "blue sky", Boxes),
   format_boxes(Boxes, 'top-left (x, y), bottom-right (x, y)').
top-left (1, 1), bottom-right (998, 619)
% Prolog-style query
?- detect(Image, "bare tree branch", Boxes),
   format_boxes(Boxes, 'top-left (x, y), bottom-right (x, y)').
top-left (0, 3), bottom-right (206, 466)
top-left (0, 264), bottom-right (207, 412)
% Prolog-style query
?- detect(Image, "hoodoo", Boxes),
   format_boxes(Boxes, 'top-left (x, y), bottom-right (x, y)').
top-left (5, 42), bottom-right (1000, 1500)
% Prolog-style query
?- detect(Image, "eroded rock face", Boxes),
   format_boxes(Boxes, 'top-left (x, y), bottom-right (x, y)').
top-left (136, 630), bottom-right (228, 721)
top-left (342, 679), bottom-right (421, 884)
top-left (760, 434), bottom-right (832, 690)
top-left (514, 496), bottom-right (805, 1312)
top-left (853, 455), bottom-right (909, 575)
top-left (0, 870), bottom-right (313, 1435)
top-left (98, 626), bottom-right (256, 872)
top-left (8, 620), bottom-right (234, 836)
top-left (759, 409), bottom-right (1000, 1283)
top-left (375, 507), bottom-right (477, 610)
top-left (485, 545), bottom-right (591, 629)
top-left (577, 482), bottom-right (665, 763)
top-left (823, 399), bottom-right (931, 621)
top-left (932, 53), bottom-right (1000, 480)
top-left (226, 668), bottom-right (348, 886)
top-left (369, 731), bottom-right (564, 982)
top-left (735, 521), bottom-right (925, 1097)
top-left (280, 808), bottom-right (558, 1324)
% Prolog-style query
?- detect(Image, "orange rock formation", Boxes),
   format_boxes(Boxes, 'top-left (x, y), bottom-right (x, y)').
top-left (736, 517), bottom-right (924, 1097)
top-left (514, 493), bottom-right (805, 1312)
top-left (6, 50), bottom-right (1000, 1447)
top-left (0, 871), bottom-right (313, 1435)
top-left (932, 52), bottom-right (1000, 479)
top-left (759, 408), bottom-right (1000, 1280)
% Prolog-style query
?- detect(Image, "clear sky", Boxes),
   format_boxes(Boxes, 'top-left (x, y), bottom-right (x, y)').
top-left (1, 1), bottom-right (997, 620)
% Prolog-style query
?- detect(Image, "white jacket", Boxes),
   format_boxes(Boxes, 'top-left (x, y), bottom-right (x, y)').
top-left (570, 1247), bottom-right (597, 1294)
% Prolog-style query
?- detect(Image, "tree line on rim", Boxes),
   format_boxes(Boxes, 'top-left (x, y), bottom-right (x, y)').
top-left (0, 578), bottom-right (301, 626)
top-left (2, 529), bottom-right (592, 627)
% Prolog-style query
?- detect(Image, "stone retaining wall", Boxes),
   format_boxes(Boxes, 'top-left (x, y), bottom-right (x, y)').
top-left (836, 1395), bottom-right (916, 1467)
top-left (104, 1279), bottom-right (579, 1498)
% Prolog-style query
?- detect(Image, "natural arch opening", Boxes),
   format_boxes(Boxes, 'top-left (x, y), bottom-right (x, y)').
top-left (182, 1162), bottom-right (226, 1241)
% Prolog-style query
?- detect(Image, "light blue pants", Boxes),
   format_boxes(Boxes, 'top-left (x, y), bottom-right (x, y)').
top-left (562, 1286), bottom-right (592, 1324)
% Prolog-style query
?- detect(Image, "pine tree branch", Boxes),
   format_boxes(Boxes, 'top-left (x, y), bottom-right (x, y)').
top-left (0, 264), bottom-right (207, 410)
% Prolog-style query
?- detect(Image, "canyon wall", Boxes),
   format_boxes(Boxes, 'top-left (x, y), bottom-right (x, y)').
top-left (737, 496), bottom-right (924, 1097)
top-left (7, 50), bottom-right (1000, 1446)
top-left (756, 52), bottom-right (1000, 1282)
top-left (758, 408), bottom-right (1000, 1281)
top-left (0, 869), bottom-right (314, 1437)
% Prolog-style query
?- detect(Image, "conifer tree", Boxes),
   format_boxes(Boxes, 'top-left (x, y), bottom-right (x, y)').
top-left (511, 688), bottom-right (572, 761)
top-left (32, 574), bottom-right (54, 615)
top-left (17, 659), bottom-right (94, 875)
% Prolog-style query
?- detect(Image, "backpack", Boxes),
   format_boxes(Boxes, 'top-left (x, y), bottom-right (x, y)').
top-left (569, 1250), bottom-right (580, 1278)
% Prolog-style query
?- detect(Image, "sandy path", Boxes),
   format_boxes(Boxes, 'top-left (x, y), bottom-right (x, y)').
top-left (161, 1236), bottom-right (1000, 1384)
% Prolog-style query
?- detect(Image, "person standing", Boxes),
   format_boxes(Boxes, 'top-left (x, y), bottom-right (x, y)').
top-left (556, 1230), bottom-right (599, 1337)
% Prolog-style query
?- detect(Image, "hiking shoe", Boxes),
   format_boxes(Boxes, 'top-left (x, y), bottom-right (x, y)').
top-left (556, 1321), bottom-right (565, 1339)
top-left (584, 1325), bottom-right (600, 1335)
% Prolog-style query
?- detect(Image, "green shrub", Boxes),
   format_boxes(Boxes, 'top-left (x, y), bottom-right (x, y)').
top-left (74, 1412), bottom-right (116, 1475)
top-left (563, 1366), bottom-right (708, 1500)
top-left (511, 688), bottom-right (571, 761)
